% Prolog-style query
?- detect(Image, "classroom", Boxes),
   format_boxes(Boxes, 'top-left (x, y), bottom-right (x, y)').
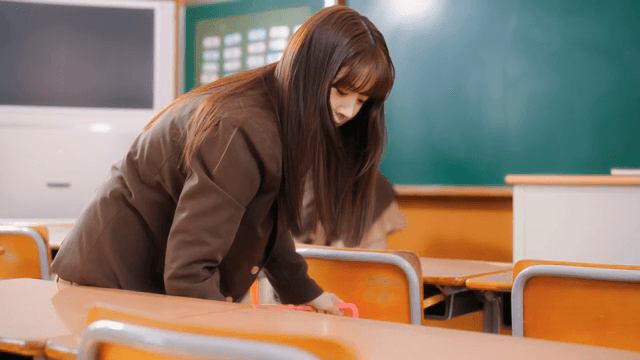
top-left (1, 0), bottom-right (640, 359)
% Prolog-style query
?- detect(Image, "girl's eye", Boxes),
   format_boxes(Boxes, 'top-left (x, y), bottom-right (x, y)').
top-left (335, 88), bottom-right (347, 96)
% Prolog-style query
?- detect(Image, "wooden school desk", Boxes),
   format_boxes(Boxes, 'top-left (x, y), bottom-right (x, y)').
top-left (420, 257), bottom-right (512, 286)
top-left (465, 270), bottom-right (514, 293)
top-left (464, 271), bottom-right (515, 306)
top-left (465, 270), bottom-right (515, 333)
top-left (0, 278), bottom-right (250, 358)
top-left (45, 221), bottom-right (73, 251)
top-left (420, 257), bottom-right (513, 333)
top-left (51, 303), bottom-right (640, 360)
top-left (4, 279), bottom-right (640, 360)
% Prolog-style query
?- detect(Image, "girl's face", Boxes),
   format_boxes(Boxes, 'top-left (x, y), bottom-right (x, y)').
top-left (330, 87), bottom-right (369, 126)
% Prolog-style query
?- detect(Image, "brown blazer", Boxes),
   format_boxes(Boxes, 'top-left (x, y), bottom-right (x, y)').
top-left (52, 72), bottom-right (323, 304)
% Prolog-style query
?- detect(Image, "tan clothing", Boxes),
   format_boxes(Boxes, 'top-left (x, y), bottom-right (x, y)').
top-left (52, 70), bottom-right (323, 304)
top-left (296, 172), bottom-right (407, 249)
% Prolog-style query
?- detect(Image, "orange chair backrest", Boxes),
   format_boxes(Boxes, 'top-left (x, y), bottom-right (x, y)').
top-left (298, 245), bottom-right (423, 325)
top-left (513, 259), bottom-right (640, 351)
top-left (86, 305), bottom-right (356, 360)
top-left (0, 224), bottom-right (51, 279)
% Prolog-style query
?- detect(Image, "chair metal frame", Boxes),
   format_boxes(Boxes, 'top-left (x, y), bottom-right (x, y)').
top-left (0, 225), bottom-right (50, 280)
top-left (77, 319), bottom-right (320, 360)
top-left (511, 264), bottom-right (640, 337)
top-left (296, 247), bottom-right (422, 325)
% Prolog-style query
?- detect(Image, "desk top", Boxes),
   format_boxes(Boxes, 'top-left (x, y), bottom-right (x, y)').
top-left (4, 279), bottom-right (639, 360)
top-left (46, 223), bottom-right (73, 250)
top-left (0, 279), bottom-right (248, 356)
top-left (64, 306), bottom-right (640, 360)
top-left (394, 185), bottom-right (513, 198)
top-left (505, 175), bottom-right (640, 186)
top-left (465, 270), bottom-right (514, 292)
top-left (420, 257), bottom-right (513, 286)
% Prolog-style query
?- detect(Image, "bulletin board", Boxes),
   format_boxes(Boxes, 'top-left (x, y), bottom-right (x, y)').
top-left (183, 0), bottom-right (324, 93)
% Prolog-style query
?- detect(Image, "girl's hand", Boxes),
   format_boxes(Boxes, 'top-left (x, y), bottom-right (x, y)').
top-left (306, 292), bottom-right (344, 315)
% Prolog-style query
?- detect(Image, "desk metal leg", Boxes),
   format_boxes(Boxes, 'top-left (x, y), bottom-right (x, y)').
top-left (480, 291), bottom-right (501, 334)
top-left (423, 285), bottom-right (484, 321)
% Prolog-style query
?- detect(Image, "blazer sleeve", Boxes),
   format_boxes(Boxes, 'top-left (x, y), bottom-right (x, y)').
top-left (163, 122), bottom-right (263, 301)
top-left (263, 227), bottom-right (324, 305)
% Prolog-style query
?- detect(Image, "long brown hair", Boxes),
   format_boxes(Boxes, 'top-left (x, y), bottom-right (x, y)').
top-left (275, 5), bottom-right (394, 246)
top-left (143, 64), bottom-right (278, 164)
top-left (145, 5), bottom-right (394, 247)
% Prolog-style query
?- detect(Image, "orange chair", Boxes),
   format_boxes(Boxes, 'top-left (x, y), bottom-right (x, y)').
top-left (511, 259), bottom-right (640, 351)
top-left (79, 304), bottom-right (356, 360)
top-left (78, 320), bottom-right (323, 360)
top-left (0, 224), bottom-right (52, 280)
top-left (296, 245), bottom-right (423, 325)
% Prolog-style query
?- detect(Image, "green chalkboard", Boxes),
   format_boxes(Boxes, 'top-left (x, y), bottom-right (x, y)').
top-left (184, 0), bottom-right (324, 93)
top-left (349, 0), bottom-right (640, 185)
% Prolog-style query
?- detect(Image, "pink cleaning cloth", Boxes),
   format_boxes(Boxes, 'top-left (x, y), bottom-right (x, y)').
top-left (256, 303), bottom-right (359, 318)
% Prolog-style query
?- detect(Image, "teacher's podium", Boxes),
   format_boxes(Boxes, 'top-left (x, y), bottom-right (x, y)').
top-left (506, 174), bottom-right (640, 266)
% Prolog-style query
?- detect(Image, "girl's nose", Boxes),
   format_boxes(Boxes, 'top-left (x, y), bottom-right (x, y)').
top-left (338, 99), bottom-right (358, 120)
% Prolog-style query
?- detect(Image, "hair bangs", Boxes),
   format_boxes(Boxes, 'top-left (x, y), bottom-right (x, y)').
top-left (333, 50), bottom-right (394, 101)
